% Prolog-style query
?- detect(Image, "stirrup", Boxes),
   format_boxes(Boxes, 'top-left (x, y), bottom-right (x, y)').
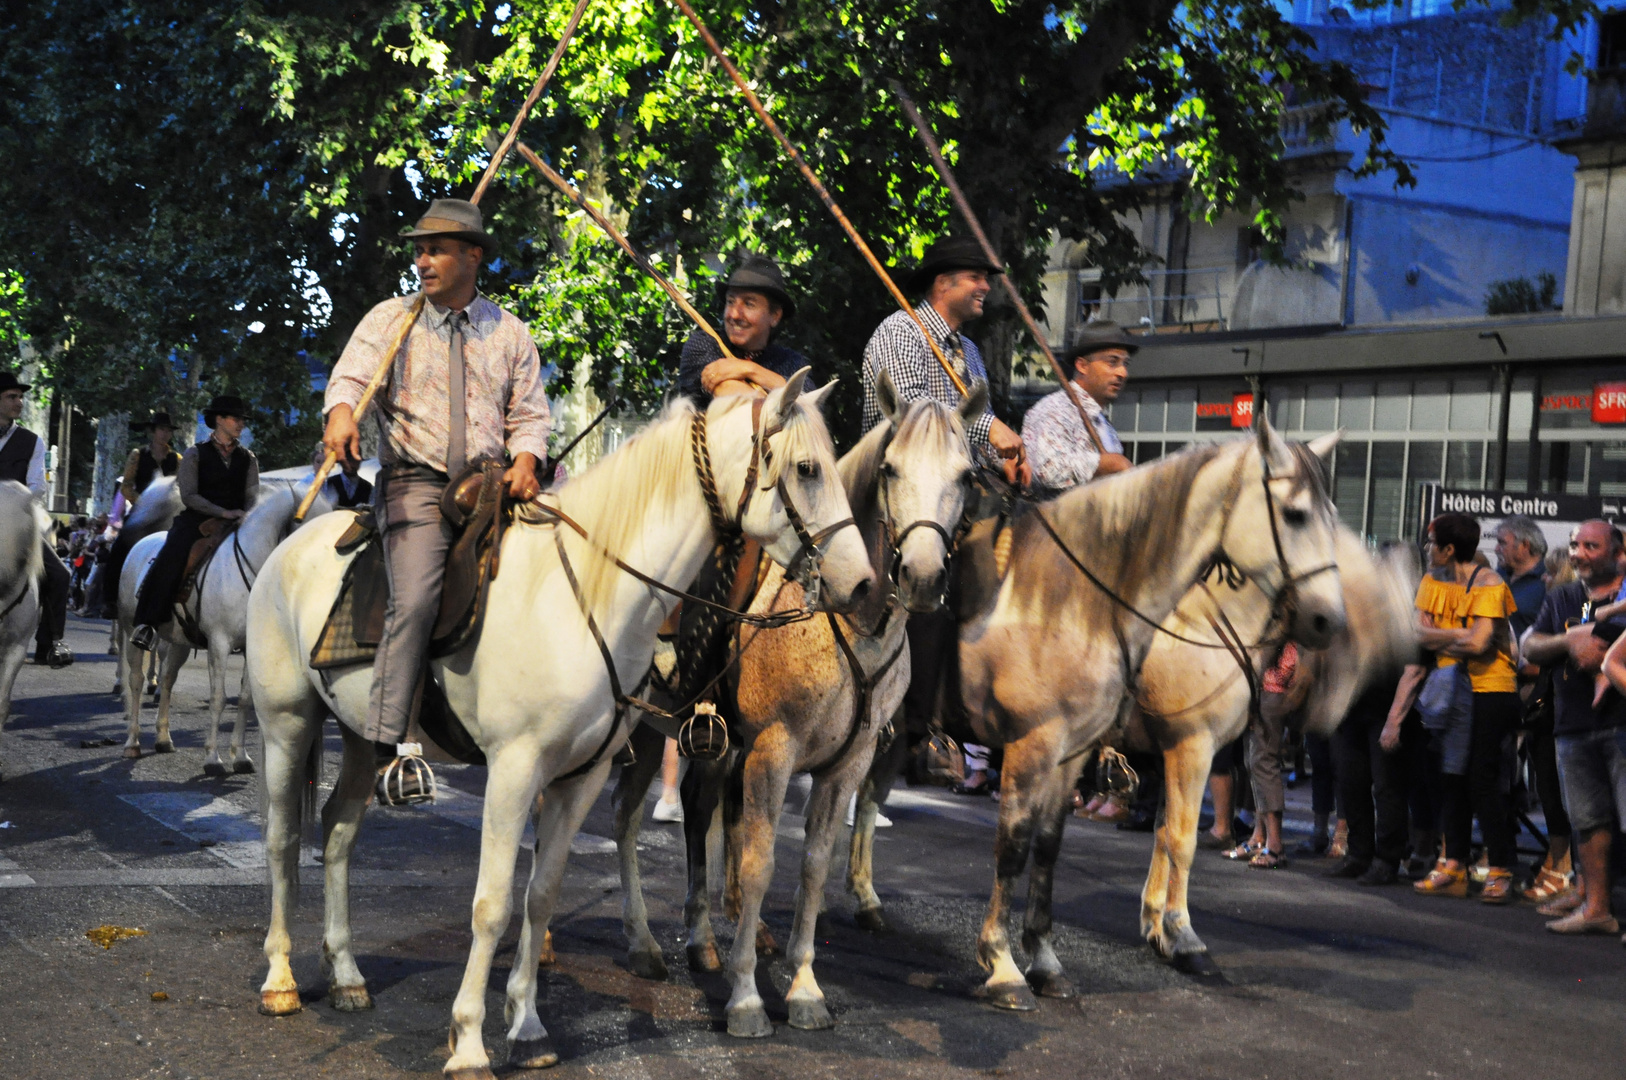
top-left (376, 742), bottom-right (437, 806)
top-left (1096, 745), bottom-right (1139, 804)
top-left (677, 701), bottom-right (730, 761)
top-left (875, 716), bottom-right (897, 759)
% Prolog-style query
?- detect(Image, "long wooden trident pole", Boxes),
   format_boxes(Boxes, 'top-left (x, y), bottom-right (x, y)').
top-left (890, 82), bottom-right (1108, 458)
top-left (668, 0), bottom-right (968, 399)
top-left (293, 2), bottom-right (594, 523)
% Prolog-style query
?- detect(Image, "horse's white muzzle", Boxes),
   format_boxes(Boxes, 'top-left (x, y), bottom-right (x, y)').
top-left (1286, 587), bottom-right (1346, 650)
top-left (811, 525), bottom-right (877, 614)
top-left (895, 530), bottom-right (950, 613)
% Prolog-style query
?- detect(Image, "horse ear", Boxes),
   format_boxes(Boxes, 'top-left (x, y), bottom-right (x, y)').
top-left (877, 367), bottom-right (906, 428)
top-left (800, 379), bottom-right (837, 415)
top-left (1305, 430), bottom-right (1343, 461)
top-left (1255, 414), bottom-right (1294, 471)
top-left (957, 380), bottom-right (990, 427)
top-left (762, 367), bottom-right (810, 432)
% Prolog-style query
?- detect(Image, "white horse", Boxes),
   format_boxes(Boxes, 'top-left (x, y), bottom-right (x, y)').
top-left (117, 482), bottom-right (330, 772)
top-left (0, 481), bottom-right (45, 781)
top-left (247, 376), bottom-right (874, 1079)
top-left (608, 378), bottom-right (981, 1038)
top-left (110, 474), bottom-right (183, 697)
top-left (1129, 523), bottom-right (1417, 973)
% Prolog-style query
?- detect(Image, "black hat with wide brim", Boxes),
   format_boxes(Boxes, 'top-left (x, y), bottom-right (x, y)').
top-left (400, 198), bottom-right (496, 252)
top-left (717, 254), bottom-right (796, 320)
top-left (139, 411), bottom-right (177, 432)
top-left (903, 236), bottom-right (1005, 295)
top-left (0, 371), bottom-right (31, 394)
top-left (1066, 320), bottom-right (1140, 361)
top-left (202, 395), bottom-right (250, 428)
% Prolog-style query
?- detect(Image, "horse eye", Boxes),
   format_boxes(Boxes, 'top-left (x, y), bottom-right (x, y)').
top-left (880, 461), bottom-right (897, 479)
top-left (796, 460), bottom-right (818, 480)
top-left (1282, 506), bottom-right (1309, 527)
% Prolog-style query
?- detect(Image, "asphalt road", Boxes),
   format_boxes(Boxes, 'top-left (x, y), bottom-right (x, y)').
top-left (0, 614), bottom-right (1622, 1080)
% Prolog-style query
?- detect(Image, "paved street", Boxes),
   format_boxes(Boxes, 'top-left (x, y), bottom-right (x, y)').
top-left (1, 614), bottom-right (1623, 1080)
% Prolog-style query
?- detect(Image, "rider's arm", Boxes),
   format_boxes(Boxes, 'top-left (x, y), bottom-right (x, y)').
top-left (119, 448), bottom-right (142, 504)
top-left (242, 453), bottom-right (260, 512)
top-left (176, 448), bottom-right (230, 519)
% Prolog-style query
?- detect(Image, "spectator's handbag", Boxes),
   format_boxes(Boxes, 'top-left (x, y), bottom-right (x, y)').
top-left (1416, 567), bottom-right (1480, 775)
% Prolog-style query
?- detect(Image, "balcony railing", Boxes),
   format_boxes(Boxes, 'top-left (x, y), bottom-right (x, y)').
top-left (1080, 266), bottom-right (1231, 332)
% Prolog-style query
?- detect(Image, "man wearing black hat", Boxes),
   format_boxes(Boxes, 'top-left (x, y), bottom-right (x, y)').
top-left (99, 412), bottom-right (183, 620)
top-left (322, 198), bottom-right (550, 771)
top-left (679, 253), bottom-right (810, 404)
top-left (1022, 320), bottom-right (1135, 497)
top-left (861, 237), bottom-right (1025, 484)
top-left (131, 395), bottom-right (259, 649)
top-left (0, 371), bottom-right (74, 667)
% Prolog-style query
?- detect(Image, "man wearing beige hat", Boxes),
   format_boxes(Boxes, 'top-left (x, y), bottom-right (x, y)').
top-left (322, 199), bottom-right (551, 783)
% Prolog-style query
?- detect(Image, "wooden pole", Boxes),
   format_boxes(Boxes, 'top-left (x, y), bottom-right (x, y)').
top-left (667, 0), bottom-right (967, 398)
top-left (470, 0), bottom-right (593, 207)
top-left (294, 298), bottom-right (425, 523)
top-left (514, 140), bottom-right (737, 360)
top-left (891, 82), bottom-right (1108, 459)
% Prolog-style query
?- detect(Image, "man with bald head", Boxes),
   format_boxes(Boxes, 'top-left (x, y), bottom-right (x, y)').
top-left (1524, 519), bottom-right (1626, 937)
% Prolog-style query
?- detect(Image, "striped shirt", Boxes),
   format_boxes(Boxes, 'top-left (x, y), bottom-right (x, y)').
top-left (1021, 386), bottom-right (1123, 496)
top-left (326, 292), bottom-right (551, 472)
top-left (861, 302), bottom-right (996, 457)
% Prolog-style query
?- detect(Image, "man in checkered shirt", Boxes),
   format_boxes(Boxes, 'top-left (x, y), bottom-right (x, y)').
top-left (861, 237), bottom-right (1028, 486)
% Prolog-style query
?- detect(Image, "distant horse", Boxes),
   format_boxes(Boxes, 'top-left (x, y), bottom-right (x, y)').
top-left (942, 423), bottom-right (1346, 1009)
top-left (247, 375), bottom-right (875, 1079)
top-left (116, 482), bottom-right (330, 772)
top-left (609, 374), bottom-right (981, 1037)
top-left (110, 474), bottom-right (182, 697)
top-left (1127, 523), bottom-right (1417, 973)
top-left (0, 481), bottom-right (45, 781)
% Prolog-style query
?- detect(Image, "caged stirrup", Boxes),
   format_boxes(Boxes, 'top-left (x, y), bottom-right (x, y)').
top-left (376, 742), bottom-right (437, 806)
top-left (1095, 745), bottom-right (1139, 805)
top-left (677, 701), bottom-right (730, 761)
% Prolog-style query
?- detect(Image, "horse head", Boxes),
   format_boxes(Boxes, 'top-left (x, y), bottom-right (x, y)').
top-left (1218, 420), bottom-right (1347, 649)
top-left (872, 368), bottom-right (980, 613)
top-left (716, 369), bottom-right (876, 613)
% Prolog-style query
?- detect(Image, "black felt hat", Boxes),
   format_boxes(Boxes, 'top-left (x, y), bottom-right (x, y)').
top-left (1066, 320), bottom-right (1140, 361)
top-left (904, 236), bottom-right (1005, 294)
top-left (0, 371), bottom-right (31, 394)
top-left (718, 254), bottom-right (796, 319)
top-left (145, 412), bottom-right (177, 431)
top-left (202, 395), bottom-right (250, 428)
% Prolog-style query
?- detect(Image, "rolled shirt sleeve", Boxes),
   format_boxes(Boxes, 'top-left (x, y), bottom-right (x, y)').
top-left (25, 434), bottom-right (46, 498)
top-left (503, 333), bottom-right (552, 462)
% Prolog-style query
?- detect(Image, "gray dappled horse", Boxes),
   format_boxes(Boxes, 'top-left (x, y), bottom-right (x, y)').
top-left (0, 481), bottom-right (44, 780)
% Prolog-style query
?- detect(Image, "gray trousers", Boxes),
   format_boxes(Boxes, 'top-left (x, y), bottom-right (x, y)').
top-left (1247, 691), bottom-right (1290, 815)
top-left (365, 467), bottom-right (453, 744)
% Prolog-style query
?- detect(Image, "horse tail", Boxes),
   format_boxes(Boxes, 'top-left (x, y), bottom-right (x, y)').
top-left (299, 729), bottom-right (323, 845)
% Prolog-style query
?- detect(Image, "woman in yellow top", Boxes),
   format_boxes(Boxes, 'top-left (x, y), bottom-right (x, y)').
top-left (1407, 511), bottom-right (1521, 902)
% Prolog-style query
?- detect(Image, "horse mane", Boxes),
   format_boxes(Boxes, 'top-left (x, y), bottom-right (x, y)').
top-left (839, 419), bottom-right (892, 548)
top-left (1012, 439), bottom-right (1233, 615)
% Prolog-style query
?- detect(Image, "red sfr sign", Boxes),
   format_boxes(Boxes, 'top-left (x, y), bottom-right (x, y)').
top-left (1231, 392), bottom-right (1254, 429)
top-left (1593, 383), bottom-right (1626, 424)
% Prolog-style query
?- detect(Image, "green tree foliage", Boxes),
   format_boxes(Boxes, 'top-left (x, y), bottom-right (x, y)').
top-left (0, 1), bottom-right (1598, 460)
top-left (1485, 271), bottom-right (1560, 315)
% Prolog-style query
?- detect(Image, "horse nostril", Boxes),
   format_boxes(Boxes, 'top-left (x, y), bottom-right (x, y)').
top-left (851, 578), bottom-right (873, 602)
top-left (1313, 614), bottom-right (1329, 636)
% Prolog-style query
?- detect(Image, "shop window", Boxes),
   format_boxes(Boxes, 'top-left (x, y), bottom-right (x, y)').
top-left (1304, 383), bottom-right (1338, 431)
top-left (1412, 380), bottom-right (1450, 431)
top-left (1449, 378), bottom-right (1490, 432)
top-left (1167, 388), bottom-right (1197, 433)
top-left (1269, 384), bottom-right (1303, 430)
top-left (1374, 381), bottom-right (1410, 431)
top-left (1139, 389), bottom-right (1167, 434)
top-left (1503, 442), bottom-right (1530, 493)
top-left (1507, 376), bottom-right (1537, 441)
top-left (1368, 442), bottom-right (1406, 541)
top-left (1334, 442), bottom-right (1369, 533)
top-left (1164, 441), bottom-right (1187, 456)
top-left (1341, 382), bottom-right (1374, 431)
top-left (1403, 442), bottom-right (1445, 540)
top-left (1445, 441), bottom-right (1485, 488)
top-left (1108, 390), bottom-right (1137, 432)
top-left (1594, 442), bottom-right (1626, 496)
top-left (1134, 441), bottom-right (1162, 464)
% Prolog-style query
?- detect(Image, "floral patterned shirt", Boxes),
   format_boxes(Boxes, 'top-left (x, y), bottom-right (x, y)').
top-left (1021, 386), bottom-right (1123, 496)
top-left (325, 292), bottom-right (551, 472)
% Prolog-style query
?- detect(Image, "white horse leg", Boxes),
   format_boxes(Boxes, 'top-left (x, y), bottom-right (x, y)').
top-left (785, 762), bottom-right (866, 1031)
top-left (258, 700), bottom-right (323, 1016)
top-left (1157, 732), bottom-right (1219, 975)
top-left (0, 637), bottom-right (27, 778)
top-left (504, 761), bottom-right (614, 1070)
top-left (1140, 750), bottom-right (1176, 954)
top-left (202, 638), bottom-right (229, 774)
top-left (1019, 751), bottom-right (1083, 1000)
top-left (230, 667), bottom-right (255, 773)
top-left (321, 723), bottom-right (378, 1011)
top-left (153, 641), bottom-right (185, 754)
top-left (445, 743), bottom-right (544, 1079)
top-left (975, 731), bottom-right (1055, 1012)
top-left (612, 723), bottom-right (668, 980)
top-left (111, 620), bottom-right (125, 694)
top-left (724, 745), bottom-right (792, 1038)
top-left (120, 635), bottom-right (145, 758)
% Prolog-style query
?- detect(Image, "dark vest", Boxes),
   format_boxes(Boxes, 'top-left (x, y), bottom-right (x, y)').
top-left (194, 440), bottom-right (252, 512)
top-left (133, 446), bottom-right (181, 493)
top-left (325, 473), bottom-right (373, 509)
top-left (0, 424), bottom-right (39, 486)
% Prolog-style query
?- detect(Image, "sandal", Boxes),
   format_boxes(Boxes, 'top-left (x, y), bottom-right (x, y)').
top-left (1480, 867), bottom-right (1516, 905)
top-left (1521, 866), bottom-right (1574, 904)
top-left (1413, 859), bottom-right (1468, 898)
top-left (951, 780), bottom-right (991, 797)
top-left (1223, 839), bottom-right (1263, 861)
top-left (1249, 849), bottom-right (1287, 870)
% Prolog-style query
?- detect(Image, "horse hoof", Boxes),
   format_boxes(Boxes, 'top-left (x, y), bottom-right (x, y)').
top-left (202, 760), bottom-right (228, 776)
top-left (153, 740), bottom-right (175, 754)
top-left (726, 1005), bottom-right (773, 1038)
top-left (1173, 949), bottom-right (1222, 977)
top-left (122, 746), bottom-right (142, 760)
top-left (755, 924), bottom-right (779, 956)
top-left (853, 906), bottom-right (891, 934)
top-left (233, 758), bottom-right (256, 775)
top-left (507, 1034), bottom-right (559, 1069)
top-left (329, 984), bottom-right (373, 1012)
top-left (258, 989), bottom-right (303, 1016)
top-left (787, 998), bottom-right (834, 1031)
top-left (975, 981), bottom-right (1039, 1012)
top-left (1026, 969), bottom-right (1076, 999)
top-left (627, 948), bottom-right (668, 981)
top-left (685, 943), bottom-right (722, 973)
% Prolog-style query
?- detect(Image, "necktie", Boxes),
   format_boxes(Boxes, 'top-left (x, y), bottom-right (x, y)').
top-left (945, 333), bottom-right (969, 382)
top-left (447, 310), bottom-right (468, 476)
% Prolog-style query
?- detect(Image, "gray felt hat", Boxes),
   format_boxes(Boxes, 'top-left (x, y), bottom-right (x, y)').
top-left (400, 199), bottom-right (496, 252)
top-left (719, 254), bottom-right (796, 320)
top-left (1066, 320), bottom-right (1140, 361)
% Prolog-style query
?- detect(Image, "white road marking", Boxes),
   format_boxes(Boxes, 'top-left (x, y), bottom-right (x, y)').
top-left (117, 792), bottom-right (319, 870)
top-left (0, 852), bottom-right (35, 888)
top-left (419, 786), bottom-right (617, 855)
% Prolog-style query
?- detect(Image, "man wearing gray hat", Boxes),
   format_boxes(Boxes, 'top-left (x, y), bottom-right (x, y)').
top-left (679, 253), bottom-right (810, 404)
top-left (1021, 320), bottom-right (1135, 496)
top-left (322, 199), bottom-right (551, 781)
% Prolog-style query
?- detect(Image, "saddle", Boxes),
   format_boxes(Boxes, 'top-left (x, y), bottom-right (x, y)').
top-left (310, 460), bottom-right (508, 670)
top-left (174, 518), bottom-right (237, 609)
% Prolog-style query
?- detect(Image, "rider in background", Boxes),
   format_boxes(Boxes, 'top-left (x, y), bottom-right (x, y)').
top-left (0, 370), bottom-right (74, 668)
top-left (99, 411), bottom-right (181, 619)
top-left (131, 395), bottom-right (259, 651)
top-left (1021, 321), bottom-right (1134, 497)
top-left (679, 254), bottom-right (809, 404)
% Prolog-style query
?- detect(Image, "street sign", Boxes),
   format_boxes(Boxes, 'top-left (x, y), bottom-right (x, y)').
top-left (1417, 483), bottom-right (1626, 556)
